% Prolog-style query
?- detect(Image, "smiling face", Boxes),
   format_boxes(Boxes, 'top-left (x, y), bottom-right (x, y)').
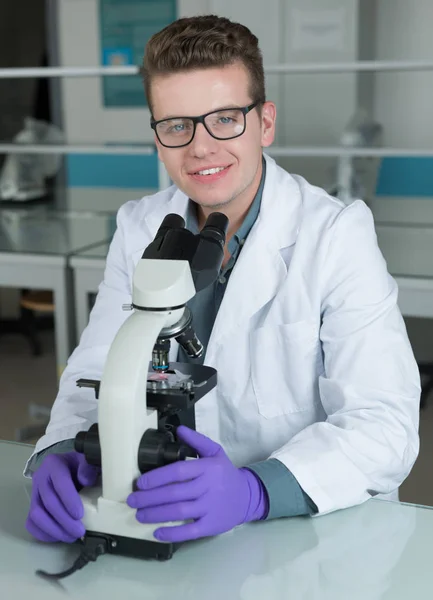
top-left (150, 62), bottom-right (276, 218)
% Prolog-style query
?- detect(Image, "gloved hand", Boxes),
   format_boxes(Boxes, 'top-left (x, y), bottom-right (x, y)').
top-left (26, 452), bottom-right (100, 543)
top-left (127, 426), bottom-right (269, 543)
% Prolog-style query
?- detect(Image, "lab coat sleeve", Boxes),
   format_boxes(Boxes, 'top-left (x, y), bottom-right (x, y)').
top-left (270, 200), bottom-right (421, 515)
top-left (25, 439), bottom-right (76, 475)
top-left (23, 201), bottom-right (137, 477)
top-left (246, 458), bottom-right (317, 518)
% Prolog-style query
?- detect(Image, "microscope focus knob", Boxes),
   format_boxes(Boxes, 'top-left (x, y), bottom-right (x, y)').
top-left (137, 428), bottom-right (196, 473)
top-left (74, 423), bottom-right (101, 466)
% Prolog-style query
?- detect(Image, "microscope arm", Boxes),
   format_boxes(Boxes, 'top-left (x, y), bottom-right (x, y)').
top-left (98, 258), bottom-right (195, 504)
top-left (98, 310), bottom-right (171, 503)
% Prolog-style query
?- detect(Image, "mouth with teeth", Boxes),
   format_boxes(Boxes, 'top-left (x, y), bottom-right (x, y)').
top-left (189, 165), bottom-right (231, 182)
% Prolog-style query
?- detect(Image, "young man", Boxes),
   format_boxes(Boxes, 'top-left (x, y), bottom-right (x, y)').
top-left (25, 15), bottom-right (420, 545)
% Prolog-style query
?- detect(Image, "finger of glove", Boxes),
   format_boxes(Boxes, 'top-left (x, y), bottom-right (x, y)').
top-left (25, 516), bottom-right (59, 543)
top-left (136, 458), bottom-right (205, 490)
top-left (39, 476), bottom-right (85, 539)
top-left (28, 492), bottom-right (79, 543)
top-left (128, 476), bottom-right (207, 510)
top-left (154, 521), bottom-right (206, 543)
top-left (176, 426), bottom-right (222, 458)
top-left (136, 499), bottom-right (205, 524)
top-left (49, 461), bottom-right (84, 520)
top-left (76, 459), bottom-right (100, 488)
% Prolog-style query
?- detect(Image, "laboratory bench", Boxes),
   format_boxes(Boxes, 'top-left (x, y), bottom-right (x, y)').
top-left (2, 440), bottom-right (433, 599)
top-left (0, 205), bottom-right (114, 377)
top-left (69, 242), bottom-right (110, 342)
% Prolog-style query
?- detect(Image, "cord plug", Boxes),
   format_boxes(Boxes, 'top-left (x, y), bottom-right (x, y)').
top-left (36, 535), bottom-right (109, 580)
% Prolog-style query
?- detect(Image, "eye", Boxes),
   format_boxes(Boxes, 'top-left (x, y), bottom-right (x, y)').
top-left (159, 119), bottom-right (193, 135)
top-left (168, 123), bottom-right (185, 133)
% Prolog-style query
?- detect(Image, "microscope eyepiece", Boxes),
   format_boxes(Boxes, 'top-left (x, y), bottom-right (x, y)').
top-left (158, 214), bottom-right (185, 231)
top-left (201, 212), bottom-right (229, 245)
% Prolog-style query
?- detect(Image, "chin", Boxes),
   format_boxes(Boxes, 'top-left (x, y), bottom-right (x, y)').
top-left (188, 187), bottom-right (236, 208)
top-left (193, 196), bottom-right (234, 209)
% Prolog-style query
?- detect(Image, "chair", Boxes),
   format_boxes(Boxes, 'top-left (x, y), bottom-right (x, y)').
top-left (14, 290), bottom-right (54, 442)
top-left (20, 290), bottom-right (54, 356)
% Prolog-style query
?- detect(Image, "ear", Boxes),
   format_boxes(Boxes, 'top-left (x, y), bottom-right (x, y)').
top-left (260, 101), bottom-right (277, 148)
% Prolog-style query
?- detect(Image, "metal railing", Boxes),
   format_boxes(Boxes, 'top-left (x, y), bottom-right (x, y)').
top-left (1, 59), bottom-right (433, 78)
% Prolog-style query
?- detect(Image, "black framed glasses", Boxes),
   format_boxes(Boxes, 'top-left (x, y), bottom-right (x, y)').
top-left (150, 102), bottom-right (259, 148)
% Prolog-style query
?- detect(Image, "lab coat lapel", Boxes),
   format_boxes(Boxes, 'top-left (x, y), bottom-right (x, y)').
top-left (143, 188), bottom-right (190, 241)
top-left (205, 156), bottom-right (302, 360)
top-left (130, 188), bottom-right (190, 261)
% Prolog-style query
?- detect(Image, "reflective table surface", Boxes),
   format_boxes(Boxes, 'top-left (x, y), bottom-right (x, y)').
top-left (0, 206), bottom-right (114, 256)
top-left (2, 441), bottom-right (433, 599)
top-left (71, 240), bottom-right (110, 260)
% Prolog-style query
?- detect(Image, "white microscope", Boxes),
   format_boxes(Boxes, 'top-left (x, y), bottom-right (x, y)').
top-left (72, 212), bottom-right (228, 562)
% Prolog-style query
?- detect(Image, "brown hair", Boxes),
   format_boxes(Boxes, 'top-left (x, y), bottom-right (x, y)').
top-left (141, 15), bottom-right (266, 114)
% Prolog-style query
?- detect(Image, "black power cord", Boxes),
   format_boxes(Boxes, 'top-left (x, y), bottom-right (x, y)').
top-left (36, 536), bottom-right (109, 580)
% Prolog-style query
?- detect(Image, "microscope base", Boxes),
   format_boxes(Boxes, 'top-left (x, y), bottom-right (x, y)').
top-left (84, 530), bottom-right (179, 561)
top-left (79, 484), bottom-right (183, 561)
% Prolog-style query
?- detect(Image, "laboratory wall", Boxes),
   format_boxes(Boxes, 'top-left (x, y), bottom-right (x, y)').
top-left (52, 1), bottom-right (433, 206)
top-left (369, 0), bottom-right (433, 362)
top-left (57, 0), bottom-right (156, 212)
top-left (56, 0), bottom-right (365, 207)
top-left (371, 0), bottom-right (433, 221)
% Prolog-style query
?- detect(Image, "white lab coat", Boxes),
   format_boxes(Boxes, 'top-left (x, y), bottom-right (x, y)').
top-left (25, 154), bottom-right (420, 515)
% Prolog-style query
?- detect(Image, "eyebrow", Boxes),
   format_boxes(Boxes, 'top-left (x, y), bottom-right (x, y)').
top-left (157, 104), bottom-right (245, 120)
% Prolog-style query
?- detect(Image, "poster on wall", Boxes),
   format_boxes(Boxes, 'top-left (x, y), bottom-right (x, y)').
top-left (290, 8), bottom-right (347, 52)
top-left (100, 0), bottom-right (177, 108)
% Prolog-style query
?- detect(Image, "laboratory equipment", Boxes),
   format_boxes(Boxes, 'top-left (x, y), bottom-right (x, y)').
top-left (335, 109), bottom-right (383, 205)
top-left (39, 211), bottom-right (228, 577)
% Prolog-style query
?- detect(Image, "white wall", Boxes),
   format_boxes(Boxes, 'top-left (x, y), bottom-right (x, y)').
top-left (357, 0), bottom-right (376, 113)
top-left (368, 0), bottom-right (433, 360)
top-left (369, 0), bottom-right (433, 224)
top-left (374, 0), bottom-right (433, 149)
top-left (58, 0), bottom-right (151, 145)
top-left (201, 0), bottom-right (361, 188)
top-left (277, 0), bottom-right (359, 188)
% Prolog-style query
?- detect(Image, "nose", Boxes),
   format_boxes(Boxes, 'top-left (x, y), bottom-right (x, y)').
top-left (188, 122), bottom-right (219, 158)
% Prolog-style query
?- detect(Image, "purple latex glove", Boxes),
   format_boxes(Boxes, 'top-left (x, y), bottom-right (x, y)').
top-left (127, 426), bottom-right (268, 543)
top-left (26, 452), bottom-right (100, 543)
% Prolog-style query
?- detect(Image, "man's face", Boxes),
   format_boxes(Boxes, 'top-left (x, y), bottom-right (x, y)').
top-left (150, 62), bottom-right (276, 210)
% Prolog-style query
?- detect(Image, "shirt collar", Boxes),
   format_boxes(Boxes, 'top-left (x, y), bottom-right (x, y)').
top-left (228, 156), bottom-right (266, 255)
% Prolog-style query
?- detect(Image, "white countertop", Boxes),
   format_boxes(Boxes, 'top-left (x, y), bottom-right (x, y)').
top-left (2, 440), bottom-right (433, 599)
